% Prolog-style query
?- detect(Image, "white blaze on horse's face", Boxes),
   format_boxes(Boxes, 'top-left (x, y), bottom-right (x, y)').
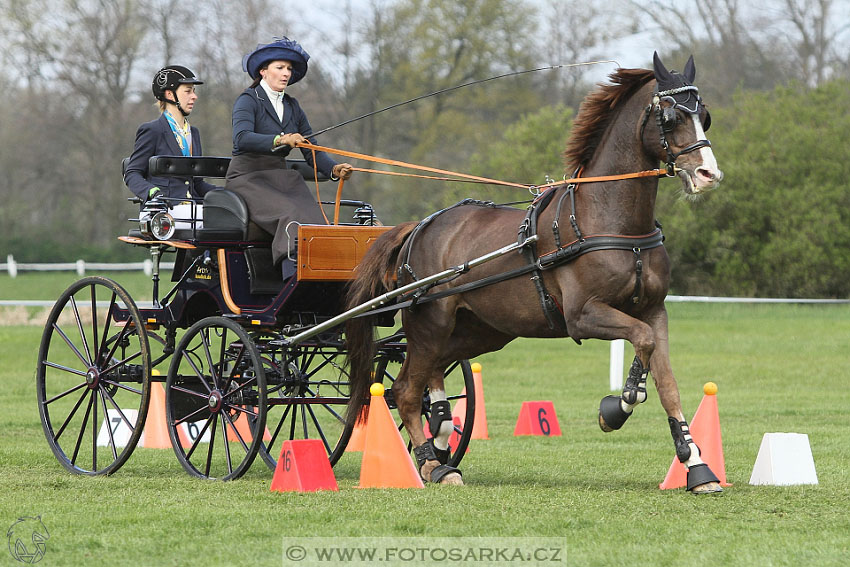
top-left (684, 114), bottom-right (723, 193)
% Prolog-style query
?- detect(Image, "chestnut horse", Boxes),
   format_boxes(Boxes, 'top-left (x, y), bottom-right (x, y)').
top-left (345, 53), bottom-right (724, 492)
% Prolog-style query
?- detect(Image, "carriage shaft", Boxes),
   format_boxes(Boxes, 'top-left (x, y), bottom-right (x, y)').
top-left (279, 235), bottom-right (539, 346)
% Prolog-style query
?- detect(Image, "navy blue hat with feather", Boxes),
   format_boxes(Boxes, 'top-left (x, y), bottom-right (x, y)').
top-left (243, 37), bottom-right (310, 84)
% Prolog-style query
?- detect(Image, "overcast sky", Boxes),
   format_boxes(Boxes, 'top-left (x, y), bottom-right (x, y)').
top-left (296, 0), bottom-right (658, 85)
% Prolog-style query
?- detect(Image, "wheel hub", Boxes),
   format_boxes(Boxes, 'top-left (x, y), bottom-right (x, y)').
top-left (208, 390), bottom-right (224, 412)
top-left (85, 368), bottom-right (100, 389)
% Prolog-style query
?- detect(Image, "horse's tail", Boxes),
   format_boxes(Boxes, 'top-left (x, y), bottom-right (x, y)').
top-left (345, 221), bottom-right (418, 428)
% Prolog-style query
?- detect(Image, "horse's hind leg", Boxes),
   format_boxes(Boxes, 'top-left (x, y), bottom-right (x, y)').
top-left (393, 354), bottom-right (463, 485)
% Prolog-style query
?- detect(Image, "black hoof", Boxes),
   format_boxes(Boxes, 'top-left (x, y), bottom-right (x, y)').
top-left (686, 463), bottom-right (722, 493)
top-left (598, 395), bottom-right (631, 432)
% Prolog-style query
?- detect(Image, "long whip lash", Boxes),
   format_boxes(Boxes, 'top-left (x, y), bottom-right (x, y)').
top-left (310, 60), bottom-right (620, 138)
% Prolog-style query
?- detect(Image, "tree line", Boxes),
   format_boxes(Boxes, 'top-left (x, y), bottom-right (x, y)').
top-left (1, 0), bottom-right (848, 298)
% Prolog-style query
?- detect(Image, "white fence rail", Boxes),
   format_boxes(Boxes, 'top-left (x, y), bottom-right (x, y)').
top-left (4, 256), bottom-right (848, 390)
top-left (1, 255), bottom-right (174, 277)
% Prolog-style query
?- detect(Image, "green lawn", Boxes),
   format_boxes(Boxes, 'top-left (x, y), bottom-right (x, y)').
top-left (2, 270), bottom-right (156, 301)
top-left (1, 303), bottom-right (849, 566)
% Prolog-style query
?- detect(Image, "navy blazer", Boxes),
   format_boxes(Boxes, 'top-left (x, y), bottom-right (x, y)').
top-left (231, 87), bottom-right (337, 177)
top-left (124, 114), bottom-right (218, 200)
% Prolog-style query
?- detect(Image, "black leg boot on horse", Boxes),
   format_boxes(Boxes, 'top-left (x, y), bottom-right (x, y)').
top-left (669, 416), bottom-right (723, 493)
top-left (598, 356), bottom-right (649, 432)
top-left (413, 400), bottom-right (463, 485)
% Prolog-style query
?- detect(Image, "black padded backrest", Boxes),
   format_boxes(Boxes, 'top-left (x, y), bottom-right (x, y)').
top-left (148, 156), bottom-right (231, 178)
top-left (144, 155), bottom-right (327, 181)
top-left (122, 157), bottom-right (130, 177)
top-left (203, 190), bottom-right (249, 239)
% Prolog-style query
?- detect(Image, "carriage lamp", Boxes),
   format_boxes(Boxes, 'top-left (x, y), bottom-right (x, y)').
top-left (139, 208), bottom-right (176, 240)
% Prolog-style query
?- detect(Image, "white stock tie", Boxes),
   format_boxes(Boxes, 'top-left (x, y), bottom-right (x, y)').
top-left (272, 91), bottom-right (284, 122)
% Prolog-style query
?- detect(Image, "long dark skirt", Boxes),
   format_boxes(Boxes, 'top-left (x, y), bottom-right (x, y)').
top-left (225, 153), bottom-right (327, 264)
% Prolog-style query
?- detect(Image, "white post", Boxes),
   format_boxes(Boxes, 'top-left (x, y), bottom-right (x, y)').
top-left (609, 339), bottom-right (625, 391)
top-left (76, 259), bottom-right (86, 276)
top-left (143, 259), bottom-right (153, 276)
top-left (7, 254), bottom-right (17, 278)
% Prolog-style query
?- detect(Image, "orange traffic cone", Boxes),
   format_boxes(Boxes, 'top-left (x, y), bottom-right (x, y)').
top-left (344, 408), bottom-right (368, 452)
top-left (226, 410), bottom-right (271, 443)
top-left (659, 382), bottom-right (731, 489)
top-left (452, 362), bottom-right (489, 439)
top-left (357, 383), bottom-right (424, 489)
top-left (142, 378), bottom-right (191, 449)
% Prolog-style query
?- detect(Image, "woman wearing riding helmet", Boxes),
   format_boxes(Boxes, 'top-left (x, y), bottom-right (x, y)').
top-left (124, 66), bottom-right (218, 202)
top-left (225, 36), bottom-right (353, 277)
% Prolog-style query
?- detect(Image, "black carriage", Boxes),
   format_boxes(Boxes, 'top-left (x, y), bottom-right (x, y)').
top-left (35, 156), bottom-right (475, 480)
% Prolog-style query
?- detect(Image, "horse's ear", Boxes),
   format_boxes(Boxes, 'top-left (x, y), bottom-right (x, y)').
top-left (683, 55), bottom-right (696, 83)
top-left (653, 51), bottom-right (671, 81)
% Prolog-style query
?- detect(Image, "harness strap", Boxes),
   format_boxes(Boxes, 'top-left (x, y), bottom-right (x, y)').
top-left (536, 229), bottom-right (664, 269)
top-left (519, 191), bottom-right (568, 332)
top-left (357, 230), bottom-right (664, 319)
top-left (632, 247), bottom-right (643, 304)
top-left (399, 199), bottom-right (496, 288)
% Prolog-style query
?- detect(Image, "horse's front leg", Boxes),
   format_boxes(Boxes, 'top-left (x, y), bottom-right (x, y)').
top-left (394, 359), bottom-right (463, 485)
top-left (647, 309), bottom-right (723, 494)
top-left (568, 301), bottom-right (657, 432)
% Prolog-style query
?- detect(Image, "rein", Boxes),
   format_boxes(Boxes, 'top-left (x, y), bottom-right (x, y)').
top-left (295, 141), bottom-right (672, 193)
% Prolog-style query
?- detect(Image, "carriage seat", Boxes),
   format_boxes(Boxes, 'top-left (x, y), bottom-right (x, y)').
top-left (129, 155), bottom-right (329, 241)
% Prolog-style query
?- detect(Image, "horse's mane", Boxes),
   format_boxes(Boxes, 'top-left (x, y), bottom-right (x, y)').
top-left (564, 68), bottom-right (656, 171)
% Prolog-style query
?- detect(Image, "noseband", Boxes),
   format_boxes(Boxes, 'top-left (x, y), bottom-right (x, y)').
top-left (640, 84), bottom-right (712, 175)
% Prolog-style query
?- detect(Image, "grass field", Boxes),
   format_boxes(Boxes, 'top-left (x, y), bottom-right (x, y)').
top-left (1, 298), bottom-right (849, 566)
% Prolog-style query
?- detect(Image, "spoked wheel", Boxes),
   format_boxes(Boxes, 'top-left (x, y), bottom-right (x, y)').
top-left (374, 347), bottom-right (475, 468)
top-left (165, 317), bottom-right (266, 480)
top-left (254, 331), bottom-right (352, 470)
top-left (36, 276), bottom-right (151, 475)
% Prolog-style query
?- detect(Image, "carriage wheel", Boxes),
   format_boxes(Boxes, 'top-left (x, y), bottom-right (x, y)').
top-left (374, 354), bottom-right (475, 468)
top-left (36, 276), bottom-right (151, 475)
top-left (255, 334), bottom-right (352, 470)
top-left (165, 317), bottom-right (266, 480)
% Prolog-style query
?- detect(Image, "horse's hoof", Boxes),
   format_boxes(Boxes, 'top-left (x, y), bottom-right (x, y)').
top-left (690, 481), bottom-right (723, 494)
top-left (686, 462), bottom-right (721, 492)
top-left (420, 461), bottom-right (463, 485)
top-left (598, 395), bottom-right (631, 432)
top-left (439, 472), bottom-right (464, 486)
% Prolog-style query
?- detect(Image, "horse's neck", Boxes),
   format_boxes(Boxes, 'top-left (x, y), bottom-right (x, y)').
top-left (574, 102), bottom-right (660, 236)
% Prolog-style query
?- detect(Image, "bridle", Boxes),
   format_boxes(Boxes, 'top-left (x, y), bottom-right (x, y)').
top-left (640, 84), bottom-right (712, 175)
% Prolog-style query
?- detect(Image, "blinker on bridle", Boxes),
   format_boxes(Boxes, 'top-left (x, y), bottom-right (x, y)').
top-left (640, 84), bottom-right (712, 176)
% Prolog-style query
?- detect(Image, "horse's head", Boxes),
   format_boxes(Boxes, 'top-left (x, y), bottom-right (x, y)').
top-left (642, 52), bottom-right (722, 195)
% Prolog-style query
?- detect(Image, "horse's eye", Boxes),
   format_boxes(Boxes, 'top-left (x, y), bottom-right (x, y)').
top-left (661, 106), bottom-right (677, 132)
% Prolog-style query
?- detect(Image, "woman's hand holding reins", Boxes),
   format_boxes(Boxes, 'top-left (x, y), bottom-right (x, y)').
top-left (332, 163), bottom-right (353, 180)
top-left (274, 132), bottom-right (306, 148)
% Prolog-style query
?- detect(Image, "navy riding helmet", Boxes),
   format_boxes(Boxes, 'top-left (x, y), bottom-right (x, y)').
top-left (242, 37), bottom-right (310, 84)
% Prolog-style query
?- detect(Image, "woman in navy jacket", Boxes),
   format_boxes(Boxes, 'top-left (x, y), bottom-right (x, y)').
top-left (225, 37), bottom-right (352, 272)
top-left (125, 66), bottom-right (217, 201)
